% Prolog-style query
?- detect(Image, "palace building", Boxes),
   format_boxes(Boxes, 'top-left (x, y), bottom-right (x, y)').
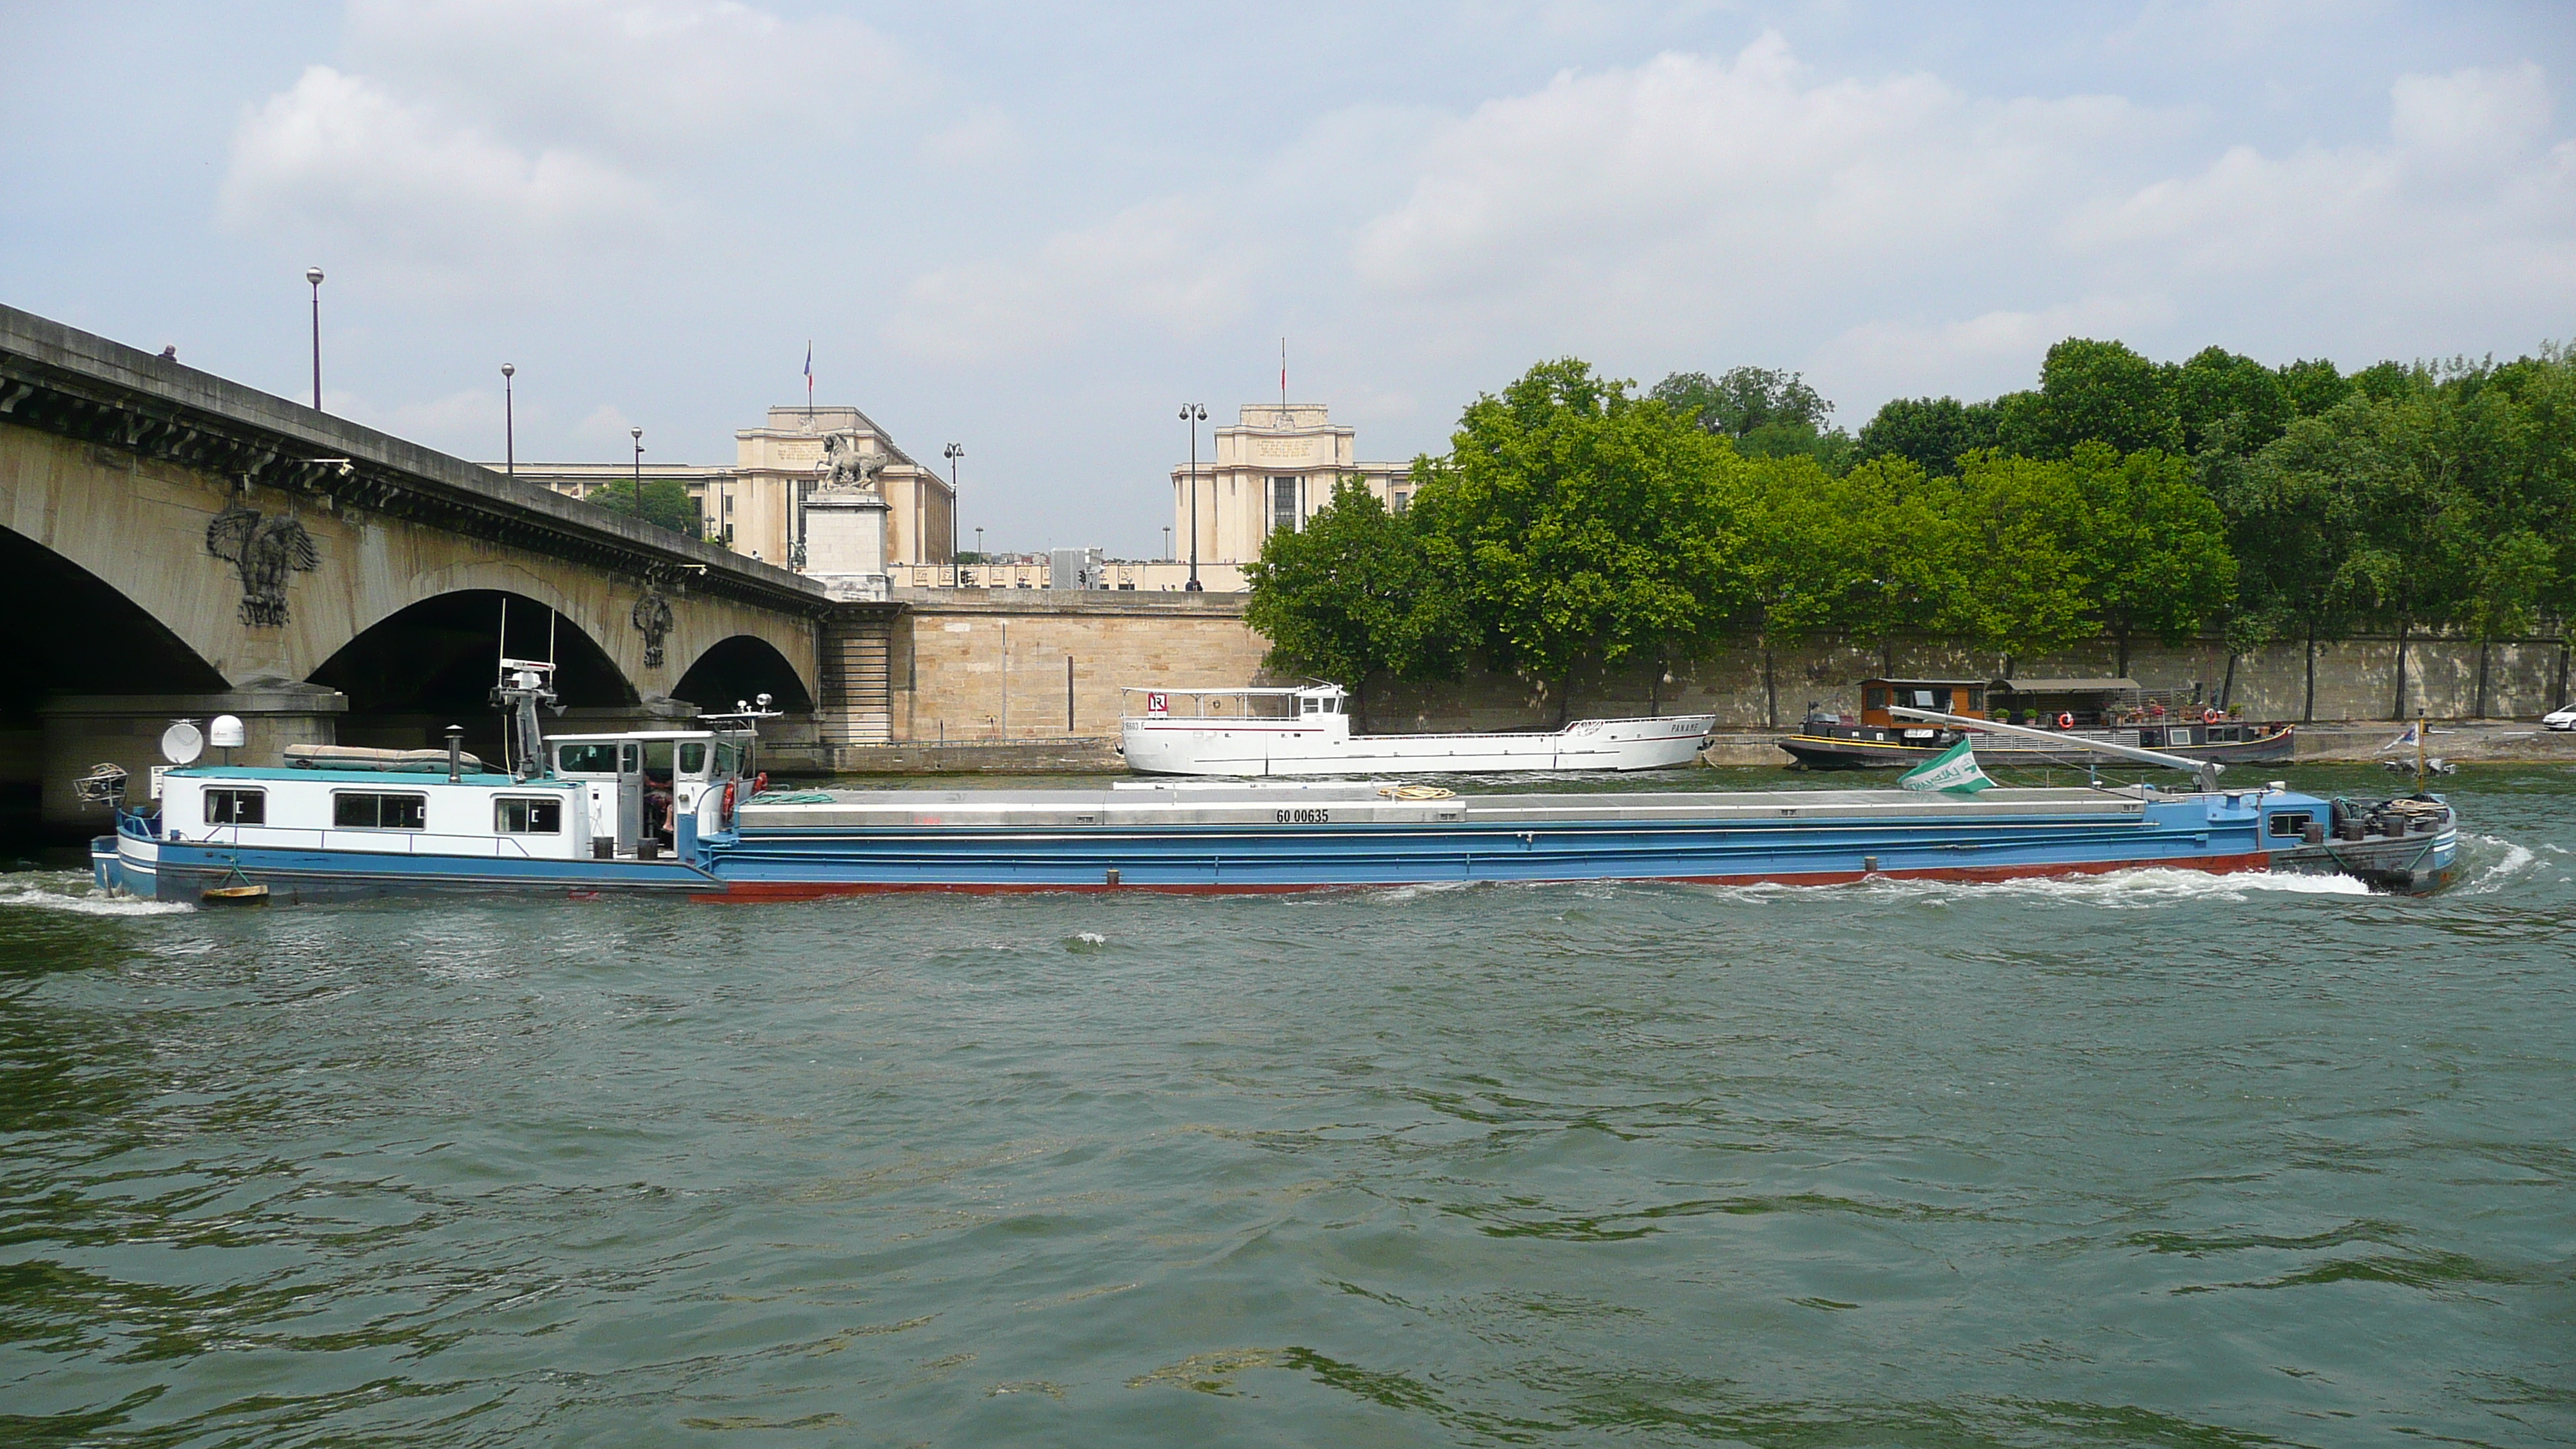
top-left (1170, 404), bottom-right (1414, 567)
top-left (506, 406), bottom-right (954, 574)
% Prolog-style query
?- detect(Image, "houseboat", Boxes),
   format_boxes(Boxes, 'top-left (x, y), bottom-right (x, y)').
top-left (1118, 683), bottom-right (1716, 776)
top-left (1777, 677), bottom-right (2295, 771)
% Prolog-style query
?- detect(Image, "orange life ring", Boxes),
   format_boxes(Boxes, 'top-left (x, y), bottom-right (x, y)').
top-left (751, 771), bottom-right (768, 798)
top-left (721, 779), bottom-right (736, 825)
top-left (2201, 708), bottom-right (2222, 724)
top-left (2055, 712), bottom-right (2074, 730)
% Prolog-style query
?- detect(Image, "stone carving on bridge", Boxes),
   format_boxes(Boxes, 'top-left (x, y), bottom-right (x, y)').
top-left (632, 589), bottom-right (674, 669)
top-left (205, 505), bottom-right (319, 628)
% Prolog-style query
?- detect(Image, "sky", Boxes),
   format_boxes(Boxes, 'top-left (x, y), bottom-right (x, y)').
top-left (4, 1), bottom-right (2572, 559)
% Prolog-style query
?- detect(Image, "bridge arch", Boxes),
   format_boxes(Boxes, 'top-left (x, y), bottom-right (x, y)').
top-left (0, 524), bottom-right (228, 701)
top-left (673, 635), bottom-right (817, 714)
top-left (310, 588), bottom-right (635, 761)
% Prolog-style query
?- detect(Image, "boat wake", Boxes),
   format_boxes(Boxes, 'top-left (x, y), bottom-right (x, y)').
top-left (1878, 867), bottom-right (2371, 909)
top-left (0, 872), bottom-right (194, 916)
top-left (2454, 834), bottom-right (2542, 895)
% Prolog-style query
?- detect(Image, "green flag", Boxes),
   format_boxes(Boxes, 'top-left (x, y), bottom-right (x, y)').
top-left (1898, 738), bottom-right (1995, 793)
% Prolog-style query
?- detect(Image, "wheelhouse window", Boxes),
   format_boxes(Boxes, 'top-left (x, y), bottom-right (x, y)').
top-left (495, 796), bottom-right (563, 834)
top-left (557, 743), bottom-right (620, 774)
top-left (334, 793), bottom-right (426, 830)
top-left (204, 788), bottom-right (265, 825)
top-left (2268, 812), bottom-right (2314, 839)
top-left (679, 743), bottom-right (708, 776)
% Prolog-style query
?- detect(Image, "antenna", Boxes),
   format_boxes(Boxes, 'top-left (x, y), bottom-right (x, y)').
top-left (1280, 337), bottom-right (1288, 415)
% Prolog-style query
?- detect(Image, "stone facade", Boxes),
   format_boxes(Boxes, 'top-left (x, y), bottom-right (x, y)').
top-left (512, 406), bottom-right (953, 574)
top-left (1171, 404), bottom-right (1413, 567)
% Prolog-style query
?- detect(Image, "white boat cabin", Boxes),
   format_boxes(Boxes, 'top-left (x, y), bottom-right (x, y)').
top-left (153, 727), bottom-right (759, 862)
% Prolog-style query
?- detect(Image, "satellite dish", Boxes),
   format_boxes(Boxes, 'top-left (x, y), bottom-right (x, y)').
top-left (208, 714), bottom-right (246, 748)
top-left (160, 721), bottom-right (205, 766)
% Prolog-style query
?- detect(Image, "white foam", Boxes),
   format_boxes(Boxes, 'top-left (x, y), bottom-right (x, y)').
top-left (0, 876), bottom-right (194, 916)
top-left (1072, 931), bottom-right (1107, 944)
top-left (2457, 834), bottom-right (2539, 895)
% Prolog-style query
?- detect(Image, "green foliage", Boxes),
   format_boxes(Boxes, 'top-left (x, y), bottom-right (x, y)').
top-left (589, 478), bottom-right (701, 538)
top-left (1852, 396), bottom-right (1999, 477)
top-left (1242, 478), bottom-right (1468, 716)
top-left (1243, 344), bottom-right (2576, 692)
top-left (2275, 358), bottom-right (2352, 418)
top-left (2174, 346), bottom-right (2290, 454)
top-left (1995, 338), bottom-right (2184, 457)
top-left (1650, 366), bottom-right (1831, 437)
top-left (1412, 360), bottom-right (1749, 691)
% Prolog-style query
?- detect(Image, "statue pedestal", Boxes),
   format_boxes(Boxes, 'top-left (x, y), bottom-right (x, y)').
top-left (803, 487), bottom-right (891, 601)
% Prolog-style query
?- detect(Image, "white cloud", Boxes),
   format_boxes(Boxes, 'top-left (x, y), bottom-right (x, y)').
top-left (342, 0), bottom-right (908, 159)
top-left (217, 1), bottom-right (911, 289)
top-left (219, 65), bottom-right (656, 281)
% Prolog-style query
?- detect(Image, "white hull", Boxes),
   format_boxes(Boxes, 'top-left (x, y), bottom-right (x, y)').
top-left (1121, 714), bottom-right (1717, 776)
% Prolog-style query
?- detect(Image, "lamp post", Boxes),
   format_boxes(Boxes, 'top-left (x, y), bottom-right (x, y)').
top-left (1179, 402), bottom-right (1206, 591)
top-left (1163, 526), bottom-right (1172, 562)
top-left (943, 442), bottom-right (963, 588)
top-left (304, 266), bottom-right (324, 410)
top-left (500, 364), bottom-right (516, 478)
top-left (629, 426), bottom-right (642, 519)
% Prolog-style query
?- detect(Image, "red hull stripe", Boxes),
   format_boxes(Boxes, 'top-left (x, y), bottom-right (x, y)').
top-left (697, 851), bottom-right (2275, 902)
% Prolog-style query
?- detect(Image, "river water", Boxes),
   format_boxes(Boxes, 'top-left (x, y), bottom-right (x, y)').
top-left (2, 765), bottom-right (2570, 1447)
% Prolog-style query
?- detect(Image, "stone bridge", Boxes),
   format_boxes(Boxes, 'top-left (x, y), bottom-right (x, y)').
top-left (1, 304), bottom-right (896, 834)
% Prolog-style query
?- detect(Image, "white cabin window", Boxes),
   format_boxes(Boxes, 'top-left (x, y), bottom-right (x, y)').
top-left (715, 743), bottom-right (738, 776)
top-left (334, 793), bottom-right (426, 830)
top-left (496, 797), bottom-right (564, 834)
top-left (680, 743), bottom-right (708, 776)
top-left (205, 788), bottom-right (265, 825)
top-left (1302, 697), bottom-right (1321, 714)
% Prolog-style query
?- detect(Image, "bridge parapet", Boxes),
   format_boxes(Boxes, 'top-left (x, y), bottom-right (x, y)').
top-left (0, 303), bottom-right (827, 616)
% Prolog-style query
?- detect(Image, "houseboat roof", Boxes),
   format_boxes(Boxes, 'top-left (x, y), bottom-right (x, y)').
top-left (1990, 677), bottom-right (2143, 694)
top-left (1861, 677), bottom-right (1989, 688)
top-left (172, 766), bottom-right (572, 787)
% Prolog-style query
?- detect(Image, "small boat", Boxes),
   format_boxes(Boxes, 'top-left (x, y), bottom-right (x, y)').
top-left (84, 666), bottom-right (2459, 902)
top-left (1779, 677), bottom-right (2295, 770)
top-left (1118, 684), bottom-right (1716, 776)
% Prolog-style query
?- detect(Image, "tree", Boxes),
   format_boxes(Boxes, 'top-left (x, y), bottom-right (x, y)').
top-left (1412, 359), bottom-right (1749, 715)
top-left (1243, 478), bottom-right (1467, 724)
top-left (1852, 396), bottom-right (1999, 477)
top-left (591, 478), bottom-right (702, 538)
top-left (1651, 366), bottom-right (1832, 437)
top-left (2174, 346), bottom-right (2290, 454)
top-left (2063, 443), bottom-right (2237, 673)
top-left (2276, 358), bottom-right (2352, 418)
top-left (1994, 337), bottom-right (2184, 457)
top-left (1928, 453), bottom-right (2098, 658)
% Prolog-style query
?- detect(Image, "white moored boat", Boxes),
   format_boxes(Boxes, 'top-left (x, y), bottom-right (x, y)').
top-left (1118, 684), bottom-right (1717, 776)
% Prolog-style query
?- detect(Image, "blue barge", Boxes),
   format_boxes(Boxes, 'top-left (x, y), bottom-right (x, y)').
top-left (97, 776), bottom-right (2458, 903)
top-left (85, 666), bottom-right (2461, 903)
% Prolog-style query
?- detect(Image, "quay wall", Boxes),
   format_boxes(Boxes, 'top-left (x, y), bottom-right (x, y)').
top-left (860, 591), bottom-right (2573, 764)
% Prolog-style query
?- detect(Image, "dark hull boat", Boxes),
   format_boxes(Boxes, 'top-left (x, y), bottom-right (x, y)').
top-left (1778, 721), bottom-right (2297, 770)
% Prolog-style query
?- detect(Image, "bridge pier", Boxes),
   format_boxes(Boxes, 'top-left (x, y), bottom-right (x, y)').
top-left (37, 684), bottom-right (346, 838)
top-left (818, 606), bottom-right (898, 757)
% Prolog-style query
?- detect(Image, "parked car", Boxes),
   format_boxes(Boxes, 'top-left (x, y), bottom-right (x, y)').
top-left (2546, 703), bottom-right (2576, 731)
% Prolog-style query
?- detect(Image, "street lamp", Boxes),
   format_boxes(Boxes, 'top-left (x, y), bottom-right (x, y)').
top-left (305, 266), bottom-right (324, 411)
top-left (1179, 402), bottom-right (1207, 591)
top-left (943, 442), bottom-right (963, 588)
top-left (1163, 526), bottom-right (1172, 562)
top-left (500, 364), bottom-right (516, 478)
top-left (629, 426), bottom-right (642, 519)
